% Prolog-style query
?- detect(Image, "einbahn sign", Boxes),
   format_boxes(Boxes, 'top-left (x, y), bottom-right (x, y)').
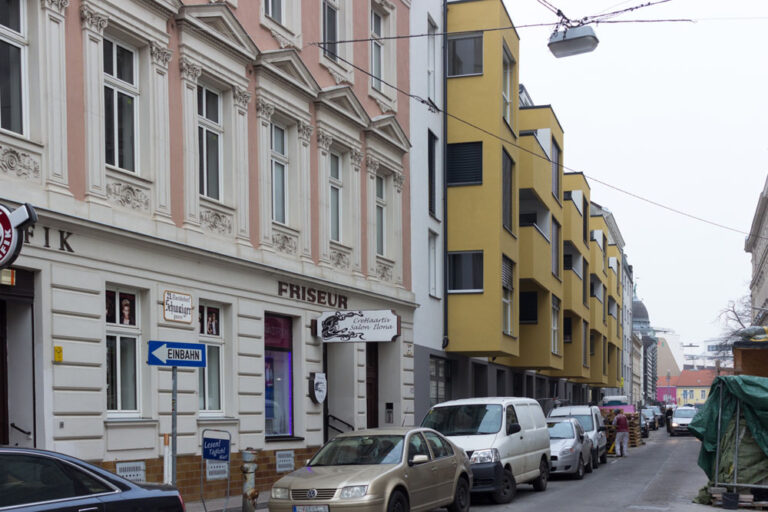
top-left (0, 203), bottom-right (37, 270)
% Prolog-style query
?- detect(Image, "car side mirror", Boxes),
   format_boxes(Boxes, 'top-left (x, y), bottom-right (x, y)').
top-left (507, 423), bottom-right (522, 435)
top-left (598, 426), bottom-right (607, 432)
top-left (409, 454), bottom-right (429, 466)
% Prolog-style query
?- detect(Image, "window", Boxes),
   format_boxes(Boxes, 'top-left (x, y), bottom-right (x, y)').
top-left (582, 196), bottom-right (589, 243)
top-left (105, 289), bottom-right (139, 412)
top-left (551, 219), bottom-right (560, 278)
top-left (447, 33), bottom-right (482, 77)
top-left (408, 432), bottom-right (431, 460)
top-left (496, 369), bottom-right (506, 396)
top-left (103, 38), bottom-right (138, 172)
top-left (520, 291), bottom-right (537, 323)
top-left (590, 335), bottom-right (595, 356)
top-left (371, 10), bottom-right (383, 91)
top-left (582, 322), bottom-right (589, 366)
top-left (197, 85), bottom-right (222, 200)
top-left (428, 131), bottom-right (437, 215)
top-left (424, 431), bottom-right (454, 458)
top-left (447, 142), bottom-right (482, 185)
top-left (502, 49), bottom-right (513, 124)
top-left (265, 0), bottom-right (282, 23)
top-left (700, 389), bottom-right (706, 399)
top-left (602, 285), bottom-right (607, 323)
top-left (265, 314), bottom-right (293, 437)
top-left (551, 140), bottom-right (561, 199)
top-left (564, 316), bottom-right (572, 343)
top-left (271, 123), bottom-right (288, 223)
top-left (428, 231), bottom-right (438, 297)
top-left (198, 304), bottom-right (222, 412)
top-left (0, 0), bottom-right (24, 134)
top-left (502, 149), bottom-right (513, 232)
top-left (551, 296), bottom-right (560, 354)
top-left (427, 19), bottom-right (437, 101)
top-left (323, 0), bottom-right (338, 60)
top-left (448, 251), bottom-right (483, 292)
top-left (329, 152), bottom-right (341, 242)
top-left (602, 337), bottom-right (607, 375)
top-left (429, 357), bottom-right (451, 407)
top-left (502, 255), bottom-right (514, 335)
top-left (375, 175), bottom-right (385, 255)
top-left (583, 262), bottom-right (589, 305)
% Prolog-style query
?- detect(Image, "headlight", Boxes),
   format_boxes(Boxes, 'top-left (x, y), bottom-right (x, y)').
top-left (672, 422), bottom-right (679, 427)
top-left (271, 487), bottom-right (289, 500)
top-left (340, 485), bottom-right (368, 499)
top-left (470, 448), bottom-right (501, 464)
top-left (560, 447), bottom-right (575, 456)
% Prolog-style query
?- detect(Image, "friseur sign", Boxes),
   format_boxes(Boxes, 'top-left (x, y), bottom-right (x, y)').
top-left (316, 310), bottom-right (400, 343)
top-left (0, 203), bottom-right (37, 270)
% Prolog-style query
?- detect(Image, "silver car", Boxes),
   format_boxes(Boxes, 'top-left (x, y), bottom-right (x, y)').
top-left (548, 405), bottom-right (607, 467)
top-left (670, 406), bottom-right (697, 436)
top-left (547, 418), bottom-right (593, 479)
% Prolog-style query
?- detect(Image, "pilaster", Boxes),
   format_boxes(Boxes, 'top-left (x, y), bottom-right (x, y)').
top-left (179, 56), bottom-right (202, 228)
top-left (297, 121), bottom-right (313, 261)
top-left (233, 86), bottom-right (251, 243)
top-left (150, 41), bottom-right (173, 222)
top-left (317, 128), bottom-right (332, 265)
top-left (365, 155), bottom-right (380, 277)
top-left (350, 149), bottom-right (363, 274)
top-left (256, 97), bottom-right (275, 248)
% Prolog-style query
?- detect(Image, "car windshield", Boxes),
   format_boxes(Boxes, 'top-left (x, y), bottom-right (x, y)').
top-left (422, 404), bottom-right (502, 435)
top-left (652, 406), bottom-right (661, 414)
top-left (308, 435), bottom-right (404, 466)
top-left (571, 414), bottom-right (593, 431)
top-left (642, 409), bottom-right (654, 419)
top-left (548, 421), bottom-right (575, 439)
top-left (674, 409), bottom-right (697, 419)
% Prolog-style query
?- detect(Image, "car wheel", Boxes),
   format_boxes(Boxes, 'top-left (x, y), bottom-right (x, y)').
top-left (600, 451), bottom-right (608, 464)
top-left (532, 458), bottom-right (549, 492)
top-left (573, 458), bottom-right (585, 480)
top-left (491, 468), bottom-right (516, 504)
top-left (387, 490), bottom-right (409, 512)
top-left (585, 453), bottom-right (594, 474)
top-left (448, 476), bottom-right (471, 512)
top-left (591, 449), bottom-right (599, 470)
top-left (670, 431), bottom-right (675, 437)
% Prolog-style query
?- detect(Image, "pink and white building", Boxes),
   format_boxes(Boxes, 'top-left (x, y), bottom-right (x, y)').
top-left (0, 0), bottom-right (414, 498)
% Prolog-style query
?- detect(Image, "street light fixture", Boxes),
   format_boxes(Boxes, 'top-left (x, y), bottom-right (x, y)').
top-left (548, 25), bottom-right (599, 58)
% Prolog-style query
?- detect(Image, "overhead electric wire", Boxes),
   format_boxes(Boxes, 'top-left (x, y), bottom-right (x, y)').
top-left (309, 42), bottom-right (763, 242)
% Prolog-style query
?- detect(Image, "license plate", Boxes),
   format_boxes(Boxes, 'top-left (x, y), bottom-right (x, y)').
top-left (293, 506), bottom-right (329, 512)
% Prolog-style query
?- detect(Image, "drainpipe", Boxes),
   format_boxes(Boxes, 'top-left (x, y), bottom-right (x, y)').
top-left (441, 0), bottom-right (449, 352)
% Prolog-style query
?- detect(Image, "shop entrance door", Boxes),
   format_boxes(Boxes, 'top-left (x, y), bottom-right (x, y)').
top-left (366, 344), bottom-right (378, 428)
top-left (1, 300), bottom-right (7, 445)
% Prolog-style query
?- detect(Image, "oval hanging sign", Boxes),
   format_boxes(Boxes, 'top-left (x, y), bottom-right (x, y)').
top-left (0, 203), bottom-right (37, 270)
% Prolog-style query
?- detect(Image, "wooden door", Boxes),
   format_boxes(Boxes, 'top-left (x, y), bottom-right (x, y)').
top-left (366, 344), bottom-right (378, 428)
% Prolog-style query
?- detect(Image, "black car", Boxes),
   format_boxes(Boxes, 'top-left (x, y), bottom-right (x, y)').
top-left (0, 447), bottom-right (184, 511)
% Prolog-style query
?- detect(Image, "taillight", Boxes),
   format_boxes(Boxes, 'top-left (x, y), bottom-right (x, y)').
top-left (178, 493), bottom-right (185, 511)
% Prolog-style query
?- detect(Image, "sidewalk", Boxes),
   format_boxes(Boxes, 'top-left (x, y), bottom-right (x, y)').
top-left (185, 493), bottom-right (270, 512)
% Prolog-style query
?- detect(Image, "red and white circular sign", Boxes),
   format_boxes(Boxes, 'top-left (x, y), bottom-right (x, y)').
top-left (0, 203), bottom-right (37, 270)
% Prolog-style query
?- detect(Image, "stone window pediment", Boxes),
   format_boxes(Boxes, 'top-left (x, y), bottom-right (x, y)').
top-left (256, 49), bottom-right (320, 99)
top-left (316, 86), bottom-right (370, 129)
top-left (367, 115), bottom-right (410, 154)
top-left (176, 4), bottom-right (259, 63)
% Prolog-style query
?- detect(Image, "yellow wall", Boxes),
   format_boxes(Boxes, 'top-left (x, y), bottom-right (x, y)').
top-left (677, 387), bottom-right (709, 405)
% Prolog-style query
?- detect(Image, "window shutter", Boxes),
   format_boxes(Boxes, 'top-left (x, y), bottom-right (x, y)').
top-left (447, 142), bottom-right (482, 185)
top-left (502, 256), bottom-right (513, 290)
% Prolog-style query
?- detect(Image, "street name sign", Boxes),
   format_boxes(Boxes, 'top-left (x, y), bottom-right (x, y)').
top-left (147, 341), bottom-right (206, 368)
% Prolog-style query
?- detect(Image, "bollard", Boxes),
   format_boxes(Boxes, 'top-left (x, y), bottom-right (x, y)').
top-left (241, 448), bottom-right (260, 512)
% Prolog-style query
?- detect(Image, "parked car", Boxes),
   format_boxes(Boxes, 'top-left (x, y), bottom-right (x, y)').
top-left (268, 427), bottom-right (472, 512)
top-left (651, 405), bottom-right (665, 427)
top-left (0, 447), bottom-right (184, 511)
top-left (641, 408), bottom-right (658, 430)
top-left (639, 413), bottom-right (650, 438)
top-left (421, 397), bottom-right (550, 505)
top-left (547, 418), bottom-right (593, 479)
top-left (547, 405), bottom-right (607, 467)
top-left (670, 406), bottom-right (698, 436)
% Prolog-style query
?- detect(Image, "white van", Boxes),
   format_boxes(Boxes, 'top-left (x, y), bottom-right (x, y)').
top-left (421, 397), bottom-right (550, 504)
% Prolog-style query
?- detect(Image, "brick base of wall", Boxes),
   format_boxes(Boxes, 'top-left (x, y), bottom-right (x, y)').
top-left (98, 446), bottom-right (321, 504)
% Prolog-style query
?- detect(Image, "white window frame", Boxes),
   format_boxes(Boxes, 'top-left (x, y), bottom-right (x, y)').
top-left (0, 0), bottom-right (28, 137)
top-left (502, 47), bottom-right (513, 125)
top-left (447, 251), bottom-right (483, 293)
top-left (322, 0), bottom-right (338, 61)
top-left (447, 33), bottom-right (483, 78)
top-left (552, 219), bottom-right (560, 278)
top-left (551, 295), bottom-right (560, 355)
top-left (371, 9), bottom-right (383, 92)
top-left (103, 36), bottom-right (140, 174)
top-left (428, 231), bottom-right (438, 298)
top-left (198, 303), bottom-right (224, 414)
top-left (197, 84), bottom-right (223, 200)
top-left (375, 174), bottom-right (386, 256)
top-left (265, 0), bottom-right (283, 24)
top-left (329, 151), bottom-right (342, 242)
top-left (105, 288), bottom-right (141, 416)
top-left (271, 122), bottom-right (289, 224)
top-left (582, 321), bottom-right (589, 367)
top-left (368, 0), bottom-right (397, 107)
top-left (427, 18), bottom-right (437, 102)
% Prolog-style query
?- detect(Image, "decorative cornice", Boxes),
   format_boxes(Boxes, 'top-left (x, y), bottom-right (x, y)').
top-left (200, 209), bottom-right (233, 235)
top-left (351, 149), bottom-right (364, 169)
top-left (256, 97), bottom-right (275, 120)
top-left (106, 182), bottom-right (150, 211)
top-left (0, 145), bottom-right (41, 180)
top-left (298, 122), bottom-right (313, 143)
top-left (150, 41), bottom-right (173, 69)
top-left (317, 130), bottom-right (333, 152)
top-left (80, 4), bottom-right (109, 34)
top-left (233, 87), bottom-right (252, 110)
top-left (179, 56), bottom-right (201, 82)
top-left (41, 0), bottom-right (70, 15)
top-left (366, 155), bottom-right (380, 176)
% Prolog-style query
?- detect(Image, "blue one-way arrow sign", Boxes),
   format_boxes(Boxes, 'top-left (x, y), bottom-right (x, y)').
top-left (147, 341), bottom-right (207, 368)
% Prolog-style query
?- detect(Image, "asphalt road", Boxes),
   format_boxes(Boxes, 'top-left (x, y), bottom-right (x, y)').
top-left (465, 428), bottom-right (712, 512)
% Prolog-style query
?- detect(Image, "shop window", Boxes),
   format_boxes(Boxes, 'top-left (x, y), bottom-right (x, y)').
top-left (198, 304), bottom-right (222, 412)
top-left (103, 37), bottom-right (138, 172)
top-left (429, 357), bottom-right (451, 407)
top-left (0, 0), bottom-right (25, 134)
top-left (265, 314), bottom-right (293, 437)
top-left (105, 288), bottom-right (140, 413)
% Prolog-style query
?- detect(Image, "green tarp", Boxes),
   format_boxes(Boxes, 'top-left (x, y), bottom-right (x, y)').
top-left (689, 375), bottom-right (768, 484)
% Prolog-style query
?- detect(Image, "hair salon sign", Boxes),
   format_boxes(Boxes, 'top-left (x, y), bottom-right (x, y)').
top-left (0, 203), bottom-right (37, 270)
top-left (316, 310), bottom-right (401, 343)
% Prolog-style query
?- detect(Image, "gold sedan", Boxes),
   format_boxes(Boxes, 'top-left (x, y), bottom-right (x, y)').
top-left (268, 427), bottom-right (472, 512)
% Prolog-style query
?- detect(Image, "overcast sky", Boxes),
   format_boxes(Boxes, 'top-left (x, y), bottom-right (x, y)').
top-left (501, 0), bottom-right (768, 350)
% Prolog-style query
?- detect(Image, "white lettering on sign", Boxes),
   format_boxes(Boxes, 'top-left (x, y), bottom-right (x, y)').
top-left (115, 461), bottom-right (146, 483)
top-left (163, 291), bottom-right (193, 323)
top-left (205, 460), bottom-right (229, 481)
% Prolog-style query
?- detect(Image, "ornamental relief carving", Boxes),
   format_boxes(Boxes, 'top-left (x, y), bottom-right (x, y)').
top-left (298, 122), bottom-right (313, 143)
top-left (42, 0), bottom-right (70, 14)
top-left (376, 259), bottom-right (394, 282)
top-left (256, 97), bottom-right (275, 120)
top-left (393, 173), bottom-right (405, 192)
top-left (233, 87), bottom-right (252, 109)
top-left (270, 29), bottom-right (294, 49)
top-left (0, 145), bottom-right (41, 180)
top-left (330, 248), bottom-right (350, 270)
top-left (106, 181), bottom-right (150, 211)
top-left (200, 209), bottom-right (233, 235)
top-left (351, 149), bottom-right (364, 169)
top-left (150, 41), bottom-right (172, 69)
top-left (179, 57), bottom-right (202, 82)
top-left (366, 155), bottom-right (380, 175)
top-left (317, 130), bottom-right (333, 152)
top-left (79, 4), bottom-right (108, 33)
top-left (272, 231), bottom-right (298, 255)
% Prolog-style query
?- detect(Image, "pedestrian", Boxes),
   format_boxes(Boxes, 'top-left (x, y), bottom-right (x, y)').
top-left (612, 409), bottom-right (629, 457)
